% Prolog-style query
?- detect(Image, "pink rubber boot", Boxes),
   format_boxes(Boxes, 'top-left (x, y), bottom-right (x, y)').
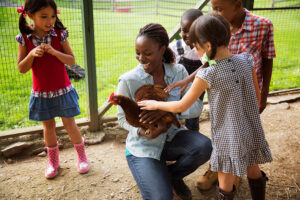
top-left (45, 145), bottom-right (59, 179)
top-left (73, 138), bottom-right (90, 173)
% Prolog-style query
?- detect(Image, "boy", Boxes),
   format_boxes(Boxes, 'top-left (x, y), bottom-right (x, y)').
top-left (197, 0), bottom-right (276, 191)
top-left (169, 9), bottom-right (204, 132)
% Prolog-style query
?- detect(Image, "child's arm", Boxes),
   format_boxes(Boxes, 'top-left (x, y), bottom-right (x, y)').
top-left (164, 64), bottom-right (204, 94)
top-left (260, 58), bottom-right (273, 113)
top-left (42, 40), bottom-right (75, 66)
top-left (17, 44), bottom-right (44, 73)
top-left (139, 77), bottom-right (208, 113)
top-left (252, 69), bottom-right (261, 109)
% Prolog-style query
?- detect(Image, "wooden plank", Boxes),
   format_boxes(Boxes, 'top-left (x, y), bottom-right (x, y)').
top-left (158, 6), bottom-right (187, 11)
top-left (98, 100), bottom-right (113, 120)
top-left (0, 118), bottom-right (90, 139)
top-left (267, 93), bottom-right (300, 104)
top-left (269, 87), bottom-right (300, 96)
top-left (100, 115), bottom-right (118, 123)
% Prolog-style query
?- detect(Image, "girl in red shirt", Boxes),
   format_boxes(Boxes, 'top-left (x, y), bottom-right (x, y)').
top-left (16, 0), bottom-right (89, 179)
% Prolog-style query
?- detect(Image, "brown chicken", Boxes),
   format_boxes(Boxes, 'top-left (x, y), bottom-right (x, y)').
top-left (109, 84), bottom-right (180, 135)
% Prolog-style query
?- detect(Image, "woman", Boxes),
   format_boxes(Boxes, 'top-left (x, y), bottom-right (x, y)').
top-left (116, 23), bottom-right (212, 200)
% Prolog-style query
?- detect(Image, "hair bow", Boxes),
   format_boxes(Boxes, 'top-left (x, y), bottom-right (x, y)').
top-left (17, 5), bottom-right (27, 18)
top-left (201, 52), bottom-right (216, 66)
top-left (57, 10), bottom-right (60, 14)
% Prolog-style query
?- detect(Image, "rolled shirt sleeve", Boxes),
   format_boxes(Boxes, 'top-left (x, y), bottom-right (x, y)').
top-left (116, 77), bottom-right (141, 138)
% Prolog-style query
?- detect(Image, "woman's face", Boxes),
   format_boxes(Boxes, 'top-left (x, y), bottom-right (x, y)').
top-left (135, 36), bottom-right (166, 74)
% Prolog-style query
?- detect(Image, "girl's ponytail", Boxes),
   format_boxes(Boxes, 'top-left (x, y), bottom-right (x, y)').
top-left (19, 14), bottom-right (33, 35)
top-left (163, 47), bottom-right (175, 64)
top-left (55, 17), bottom-right (66, 30)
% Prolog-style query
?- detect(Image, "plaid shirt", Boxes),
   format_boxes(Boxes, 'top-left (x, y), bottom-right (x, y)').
top-left (16, 28), bottom-right (71, 98)
top-left (16, 28), bottom-right (68, 47)
top-left (229, 9), bottom-right (276, 90)
top-left (31, 84), bottom-right (74, 98)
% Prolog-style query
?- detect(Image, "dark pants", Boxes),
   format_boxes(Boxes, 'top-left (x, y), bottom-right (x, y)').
top-left (185, 117), bottom-right (200, 131)
top-left (126, 130), bottom-right (212, 200)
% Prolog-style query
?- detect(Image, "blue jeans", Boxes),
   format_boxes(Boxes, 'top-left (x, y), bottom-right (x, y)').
top-left (185, 117), bottom-right (200, 131)
top-left (126, 130), bottom-right (212, 200)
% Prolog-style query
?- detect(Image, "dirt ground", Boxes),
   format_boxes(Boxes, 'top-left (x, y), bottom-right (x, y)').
top-left (0, 100), bottom-right (299, 200)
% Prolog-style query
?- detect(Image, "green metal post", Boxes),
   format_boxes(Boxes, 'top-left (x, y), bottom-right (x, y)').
top-left (81, 0), bottom-right (99, 131)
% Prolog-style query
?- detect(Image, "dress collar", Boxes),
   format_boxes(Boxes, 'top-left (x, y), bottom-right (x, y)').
top-left (26, 27), bottom-right (57, 39)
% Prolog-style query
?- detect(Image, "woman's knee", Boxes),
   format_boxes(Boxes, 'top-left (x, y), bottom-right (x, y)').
top-left (196, 134), bottom-right (212, 159)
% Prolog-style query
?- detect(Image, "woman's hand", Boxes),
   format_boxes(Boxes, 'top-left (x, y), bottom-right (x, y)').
top-left (29, 45), bottom-right (45, 58)
top-left (41, 43), bottom-right (58, 56)
top-left (164, 78), bottom-right (190, 94)
top-left (139, 110), bottom-right (167, 124)
top-left (138, 100), bottom-right (159, 110)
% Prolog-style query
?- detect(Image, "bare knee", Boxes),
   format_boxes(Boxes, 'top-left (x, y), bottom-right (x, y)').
top-left (247, 165), bottom-right (262, 179)
top-left (42, 119), bottom-right (56, 132)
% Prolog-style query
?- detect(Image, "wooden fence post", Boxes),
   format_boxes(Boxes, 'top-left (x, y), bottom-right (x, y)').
top-left (81, 0), bottom-right (100, 131)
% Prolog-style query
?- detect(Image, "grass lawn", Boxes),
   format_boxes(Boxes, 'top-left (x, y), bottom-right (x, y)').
top-left (0, 1), bottom-right (299, 130)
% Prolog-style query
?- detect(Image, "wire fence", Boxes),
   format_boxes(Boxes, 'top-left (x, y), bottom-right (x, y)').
top-left (0, 0), bottom-right (299, 131)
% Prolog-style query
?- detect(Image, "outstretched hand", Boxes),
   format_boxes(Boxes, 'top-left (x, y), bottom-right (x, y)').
top-left (164, 78), bottom-right (189, 94)
top-left (138, 100), bottom-right (159, 110)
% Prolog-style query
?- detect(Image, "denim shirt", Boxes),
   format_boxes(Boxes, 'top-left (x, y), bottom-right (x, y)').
top-left (116, 63), bottom-right (203, 160)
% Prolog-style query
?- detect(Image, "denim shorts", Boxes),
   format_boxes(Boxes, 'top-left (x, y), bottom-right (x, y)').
top-left (29, 89), bottom-right (81, 121)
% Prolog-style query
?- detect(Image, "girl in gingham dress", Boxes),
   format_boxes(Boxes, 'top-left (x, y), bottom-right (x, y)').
top-left (16, 0), bottom-right (89, 179)
top-left (138, 14), bottom-right (272, 200)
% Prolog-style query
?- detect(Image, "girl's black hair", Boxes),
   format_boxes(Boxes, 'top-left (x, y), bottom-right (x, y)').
top-left (181, 9), bottom-right (203, 23)
top-left (137, 23), bottom-right (175, 64)
top-left (19, 0), bottom-right (66, 35)
top-left (189, 13), bottom-right (231, 62)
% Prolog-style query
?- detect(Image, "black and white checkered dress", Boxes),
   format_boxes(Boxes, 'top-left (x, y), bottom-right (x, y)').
top-left (196, 53), bottom-right (273, 176)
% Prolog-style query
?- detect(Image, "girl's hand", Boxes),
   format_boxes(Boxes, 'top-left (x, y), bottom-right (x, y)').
top-left (138, 100), bottom-right (159, 110)
top-left (164, 78), bottom-right (189, 94)
top-left (41, 43), bottom-right (57, 56)
top-left (30, 45), bottom-right (45, 57)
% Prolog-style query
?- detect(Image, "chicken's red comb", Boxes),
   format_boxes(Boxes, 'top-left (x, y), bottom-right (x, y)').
top-left (109, 92), bottom-right (114, 102)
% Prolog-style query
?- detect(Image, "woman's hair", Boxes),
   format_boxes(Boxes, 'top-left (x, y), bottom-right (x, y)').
top-left (19, 0), bottom-right (66, 35)
top-left (189, 13), bottom-right (231, 60)
top-left (137, 23), bottom-right (175, 64)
